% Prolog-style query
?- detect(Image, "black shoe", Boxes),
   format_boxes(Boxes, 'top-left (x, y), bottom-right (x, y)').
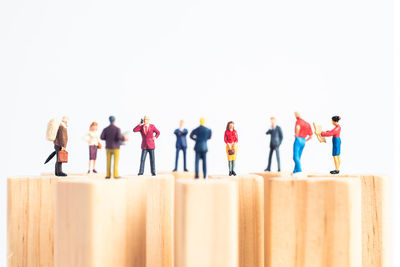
top-left (184, 169), bottom-right (189, 172)
top-left (172, 169), bottom-right (177, 172)
top-left (330, 170), bottom-right (340, 174)
top-left (264, 168), bottom-right (270, 172)
top-left (87, 170), bottom-right (90, 174)
top-left (138, 173), bottom-right (143, 176)
top-left (151, 173), bottom-right (156, 176)
top-left (229, 171), bottom-right (232, 176)
top-left (232, 171), bottom-right (237, 176)
top-left (93, 169), bottom-right (97, 173)
top-left (105, 176), bottom-right (111, 179)
top-left (56, 172), bottom-right (67, 177)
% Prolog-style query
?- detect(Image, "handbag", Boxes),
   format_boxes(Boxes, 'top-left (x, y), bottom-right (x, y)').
top-left (228, 148), bottom-right (235, 155)
top-left (58, 150), bottom-right (68, 163)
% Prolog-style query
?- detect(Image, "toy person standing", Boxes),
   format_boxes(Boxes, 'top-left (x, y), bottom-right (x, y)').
top-left (320, 116), bottom-right (342, 174)
top-left (190, 118), bottom-right (212, 179)
top-left (100, 116), bottom-right (128, 179)
top-left (133, 115), bottom-right (160, 176)
top-left (54, 116), bottom-right (69, 176)
top-left (292, 112), bottom-right (313, 176)
top-left (83, 122), bottom-right (101, 174)
top-left (265, 117), bottom-right (283, 172)
top-left (224, 121), bottom-right (238, 176)
top-left (173, 120), bottom-right (189, 172)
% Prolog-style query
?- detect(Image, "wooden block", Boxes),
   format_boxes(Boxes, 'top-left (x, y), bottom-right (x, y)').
top-left (313, 122), bottom-right (326, 143)
top-left (41, 172), bottom-right (106, 179)
top-left (159, 171), bottom-right (196, 179)
top-left (175, 179), bottom-right (239, 267)
top-left (209, 175), bottom-right (264, 267)
top-left (146, 175), bottom-right (175, 267)
top-left (55, 177), bottom-right (147, 267)
top-left (251, 172), bottom-right (290, 179)
top-left (264, 177), bottom-right (362, 267)
top-left (7, 177), bottom-right (58, 267)
top-left (307, 174), bottom-right (390, 267)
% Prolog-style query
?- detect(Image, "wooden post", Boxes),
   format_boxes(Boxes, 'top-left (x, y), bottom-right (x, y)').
top-left (7, 177), bottom-right (58, 267)
top-left (209, 175), bottom-right (264, 267)
top-left (146, 174), bottom-right (175, 267)
top-left (307, 174), bottom-right (390, 267)
top-left (175, 179), bottom-right (239, 267)
top-left (251, 172), bottom-right (290, 179)
top-left (264, 177), bottom-right (362, 267)
top-left (55, 177), bottom-right (147, 267)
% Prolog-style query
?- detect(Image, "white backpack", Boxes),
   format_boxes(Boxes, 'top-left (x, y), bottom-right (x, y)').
top-left (46, 118), bottom-right (60, 141)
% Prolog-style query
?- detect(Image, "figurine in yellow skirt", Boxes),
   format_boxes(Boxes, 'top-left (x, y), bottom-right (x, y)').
top-left (224, 121), bottom-right (238, 176)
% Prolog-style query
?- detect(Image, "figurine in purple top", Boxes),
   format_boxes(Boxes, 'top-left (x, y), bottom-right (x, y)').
top-left (100, 116), bottom-right (128, 179)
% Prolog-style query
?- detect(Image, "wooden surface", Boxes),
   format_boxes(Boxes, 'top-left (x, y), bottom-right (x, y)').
top-left (7, 177), bottom-right (58, 267)
top-left (307, 174), bottom-right (390, 267)
top-left (251, 171), bottom-right (290, 179)
top-left (209, 175), bottom-right (264, 267)
top-left (146, 175), bottom-right (175, 267)
top-left (175, 179), bottom-right (239, 267)
top-left (159, 171), bottom-right (196, 179)
top-left (55, 177), bottom-right (148, 267)
top-left (264, 177), bottom-right (362, 267)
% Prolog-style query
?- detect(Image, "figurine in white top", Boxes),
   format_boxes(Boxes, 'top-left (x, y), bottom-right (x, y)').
top-left (83, 122), bottom-right (101, 173)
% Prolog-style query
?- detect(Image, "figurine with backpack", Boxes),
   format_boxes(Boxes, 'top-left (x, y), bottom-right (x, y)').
top-left (44, 116), bottom-right (69, 177)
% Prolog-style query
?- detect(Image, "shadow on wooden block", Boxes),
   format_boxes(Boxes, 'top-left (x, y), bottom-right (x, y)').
top-left (306, 174), bottom-right (390, 267)
top-left (264, 177), bottom-right (362, 267)
top-left (175, 179), bottom-right (239, 267)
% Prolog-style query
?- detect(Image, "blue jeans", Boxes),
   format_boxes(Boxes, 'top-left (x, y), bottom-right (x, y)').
top-left (293, 137), bottom-right (306, 173)
top-left (195, 151), bottom-right (207, 179)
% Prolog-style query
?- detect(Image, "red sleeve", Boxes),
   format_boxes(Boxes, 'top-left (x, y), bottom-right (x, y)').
top-left (133, 124), bottom-right (141, 132)
top-left (321, 127), bottom-right (338, 137)
top-left (224, 131), bottom-right (229, 144)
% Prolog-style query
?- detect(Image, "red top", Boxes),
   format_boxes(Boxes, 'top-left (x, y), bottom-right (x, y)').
top-left (295, 118), bottom-right (313, 138)
top-left (224, 130), bottom-right (238, 144)
top-left (321, 125), bottom-right (341, 138)
top-left (133, 124), bottom-right (160, 149)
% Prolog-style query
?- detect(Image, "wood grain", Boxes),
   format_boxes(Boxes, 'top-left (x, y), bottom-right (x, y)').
top-left (264, 177), bottom-right (362, 267)
top-left (175, 179), bottom-right (239, 267)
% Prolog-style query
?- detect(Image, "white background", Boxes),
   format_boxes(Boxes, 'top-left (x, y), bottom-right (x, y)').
top-left (0, 0), bottom-right (396, 265)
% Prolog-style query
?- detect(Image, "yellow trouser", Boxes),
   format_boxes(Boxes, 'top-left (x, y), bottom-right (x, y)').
top-left (106, 149), bottom-right (120, 178)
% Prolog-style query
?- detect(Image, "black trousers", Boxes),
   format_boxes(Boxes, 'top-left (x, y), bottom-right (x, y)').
top-left (139, 149), bottom-right (156, 175)
top-left (54, 145), bottom-right (63, 175)
top-left (267, 145), bottom-right (281, 172)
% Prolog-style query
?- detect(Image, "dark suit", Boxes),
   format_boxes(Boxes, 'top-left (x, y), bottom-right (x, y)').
top-left (174, 128), bottom-right (188, 171)
top-left (266, 126), bottom-right (283, 171)
top-left (133, 124), bottom-right (161, 175)
top-left (190, 126), bottom-right (212, 178)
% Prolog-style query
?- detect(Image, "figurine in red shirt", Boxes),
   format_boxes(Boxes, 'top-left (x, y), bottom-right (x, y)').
top-left (224, 121), bottom-right (238, 176)
top-left (293, 112), bottom-right (313, 176)
top-left (321, 116), bottom-right (342, 174)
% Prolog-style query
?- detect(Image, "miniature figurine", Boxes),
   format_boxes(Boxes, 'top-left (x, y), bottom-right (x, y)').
top-left (265, 117), bottom-right (283, 172)
top-left (292, 112), bottom-right (313, 176)
top-left (83, 122), bottom-right (101, 174)
top-left (190, 118), bottom-right (212, 179)
top-left (173, 120), bottom-right (189, 172)
top-left (44, 116), bottom-right (69, 177)
top-left (320, 116), bottom-right (342, 174)
top-left (133, 115), bottom-right (160, 176)
top-left (100, 116), bottom-right (128, 179)
top-left (224, 121), bottom-right (238, 176)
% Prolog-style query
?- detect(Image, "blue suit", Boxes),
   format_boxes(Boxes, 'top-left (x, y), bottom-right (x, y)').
top-left (173, 128), bottom-right (188, 171)
top-left (190, 126), bottom-right (212, 178)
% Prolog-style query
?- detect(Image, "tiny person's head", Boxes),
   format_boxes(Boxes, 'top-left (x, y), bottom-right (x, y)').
top-left (331, 116), bottom-right (341, 126)
top-left (90, 122), bottom-right (98, 131)
top-left (144, 115), bottom-right (150, 125)
top-left (200, 117), bottom-right (205, 126)
top-left (179, 120), bottom-right (184, 128)
top-left (294, 111), bottom-right (301, 119)
top-left (109, 116), bottom-right (116, 124)
top-left (62, 116), bottom-right (69, 126)
top-left (270, 117), bottom-right (276, 127)
top-left (226, 121), bottom-right (235, 131)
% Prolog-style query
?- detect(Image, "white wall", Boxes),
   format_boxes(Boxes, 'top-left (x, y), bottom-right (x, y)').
top-left (0, 0), bottom-right (395, 265)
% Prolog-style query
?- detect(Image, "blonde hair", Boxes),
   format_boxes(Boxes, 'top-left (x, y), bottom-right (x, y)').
top-left (200, 117), bottom-right (205, 126)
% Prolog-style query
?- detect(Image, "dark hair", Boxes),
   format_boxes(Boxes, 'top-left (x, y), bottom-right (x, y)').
top-left (226, 121), bottom-right (235, 131)
top-left (332, 116), bottom-right (341, 122)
